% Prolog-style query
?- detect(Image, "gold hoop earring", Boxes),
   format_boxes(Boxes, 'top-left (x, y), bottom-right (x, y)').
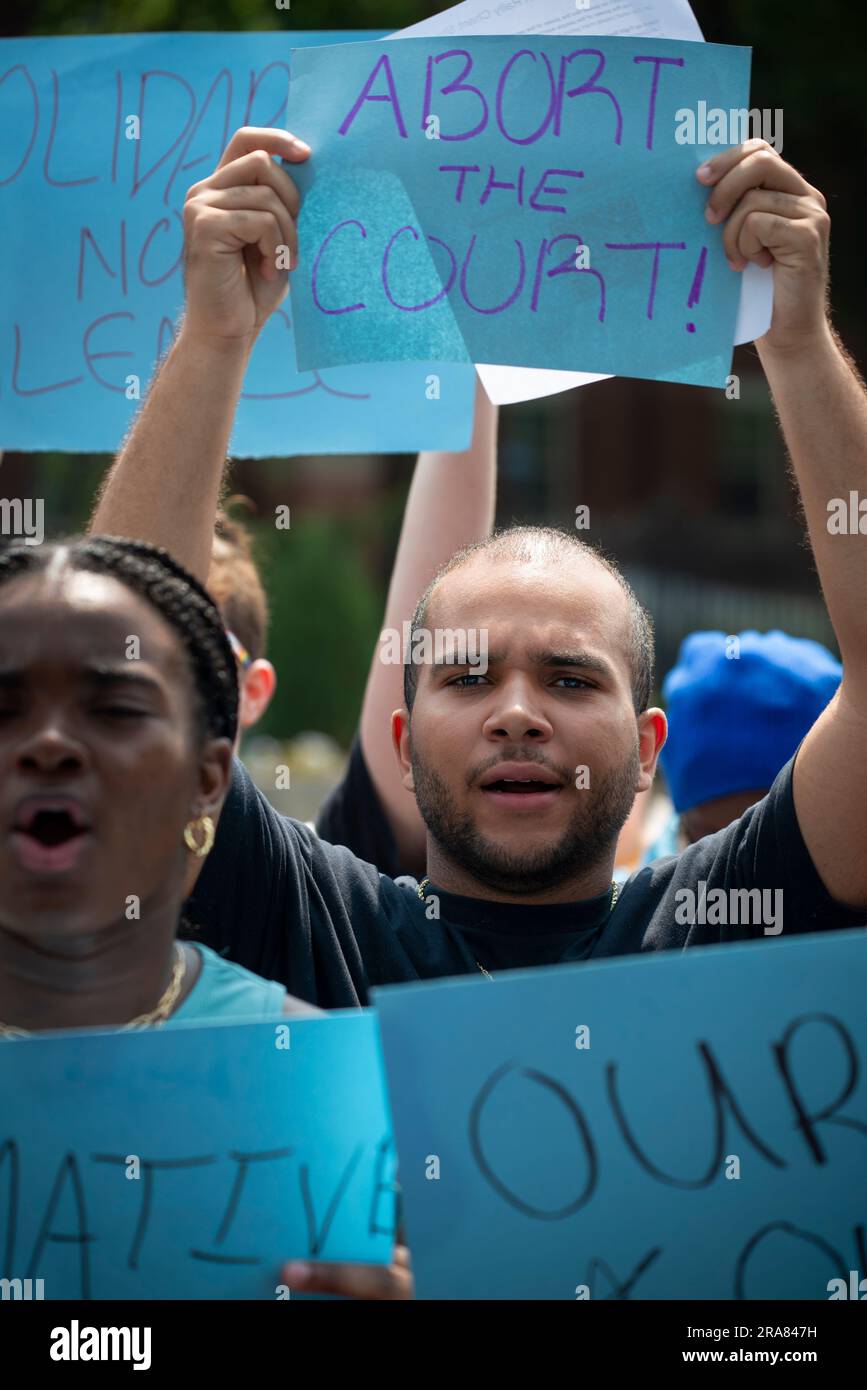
top-left (183, 815), bottom-right (215, 858)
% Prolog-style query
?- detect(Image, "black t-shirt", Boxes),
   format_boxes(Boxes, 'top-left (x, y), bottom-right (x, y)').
top-left (183, 753), bottom-right (866, 1009)
top-left (314, 734), bottom-right (403, 880)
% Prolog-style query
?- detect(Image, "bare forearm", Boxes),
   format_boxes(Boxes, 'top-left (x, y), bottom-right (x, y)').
top-left (90, 326), bottom-right (252, 584)
top-left (383, 376), bottom-right (498, 630)
top-left (360, 376), bottom-right (498, 868)
top-left (758, 326), bottom-right (867, 672)
top-left (777, 329), bottom-right (867, 902)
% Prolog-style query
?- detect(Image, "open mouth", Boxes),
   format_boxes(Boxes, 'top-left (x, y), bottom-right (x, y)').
top-left (477, 765), bottom-right (565, 805)
top-left (10, 799), bottom-right (93, 874)
top-left (24, 809), bottom-right (83, 847)
top-left (481, 778), bottom-right (563, 795)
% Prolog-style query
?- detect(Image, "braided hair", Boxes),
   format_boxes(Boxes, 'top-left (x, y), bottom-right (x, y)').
top-left (0, 536), bottom-right (239, 744)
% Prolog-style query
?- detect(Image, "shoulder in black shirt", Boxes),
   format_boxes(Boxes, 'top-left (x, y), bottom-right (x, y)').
top-left (183, 752), bottom-right (866, 1009)
top-left (314, 732), bottom-right (404, 880)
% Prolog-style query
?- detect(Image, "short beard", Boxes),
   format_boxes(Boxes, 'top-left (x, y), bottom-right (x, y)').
top-left (410, 744), bottom-right (641, 897)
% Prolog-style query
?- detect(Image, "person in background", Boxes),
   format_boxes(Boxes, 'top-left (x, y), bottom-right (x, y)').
top-left (207, 504), bottom-right (277, 742)
top-left (643, 630), bottom-right (843, 861)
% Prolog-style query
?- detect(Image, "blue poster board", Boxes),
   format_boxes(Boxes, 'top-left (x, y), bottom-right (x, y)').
top-left (374, 931), bottom-right (867, 1299)
top-left (0, 1012), bottom-right (397, 1299)
top-left (0, 34), bottom-right (476, 455)
top-left (289, 35), bottom-right (750, 387)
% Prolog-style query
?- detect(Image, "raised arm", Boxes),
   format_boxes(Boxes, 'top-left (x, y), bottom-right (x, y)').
top-left (89, 127), bottom-right (309, 581)
top-left (358, 377), bottom-right (498, 873)
top-left (702, 139), bottom-right (867, 906)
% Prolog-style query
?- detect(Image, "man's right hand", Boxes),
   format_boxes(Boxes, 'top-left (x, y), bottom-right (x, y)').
top-left (181, 126), bottom-right (311, 347)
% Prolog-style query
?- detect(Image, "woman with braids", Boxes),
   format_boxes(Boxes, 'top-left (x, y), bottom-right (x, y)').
top-left (0, 535), bottom-right (314, 1032)
top-left (0, 535), bottom-right (413, 1298)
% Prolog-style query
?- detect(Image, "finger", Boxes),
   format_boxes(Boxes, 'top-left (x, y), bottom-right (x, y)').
top-left (216, 125), bottom-right (310, 170)
top-left (190, 185), bottom-right (297, 267)
top-left (282, 1258), bottom-right (413, 1300)
top-left (186, 205), bottom-right (287, 282)
top-left (702, 147), bottom-right (813, 225)
top-left (697, 142), bottom-right (827, 214)
top-left (197, 149), bottom-right (301, 220)
top-left (734, 209), bottom-right (828, 273)
top-left (722, 189), bottom-right (815, 268)
top-left (695, 137), bottom-right (781, 185)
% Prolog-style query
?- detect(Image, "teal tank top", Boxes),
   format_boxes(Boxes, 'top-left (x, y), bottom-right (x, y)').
top-left (165, 943), bottom-right (286, 1025)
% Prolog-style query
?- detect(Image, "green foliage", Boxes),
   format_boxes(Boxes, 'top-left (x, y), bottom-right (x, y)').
top-left (252, 513), bottom-right (383, 745)
top-left (36, 454), bottom-right (108, 536)
top-left (18, 0), bottom-right (427, 36)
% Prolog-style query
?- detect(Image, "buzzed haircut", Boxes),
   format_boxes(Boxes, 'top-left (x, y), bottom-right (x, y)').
top-left (403, 526), bottom-right (654, 716)
top-left (207, 504), bottom-right (269, 661)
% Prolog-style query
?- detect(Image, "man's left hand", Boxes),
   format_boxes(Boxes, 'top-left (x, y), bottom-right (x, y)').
top-left (697, 138), bottom-right (831, 354)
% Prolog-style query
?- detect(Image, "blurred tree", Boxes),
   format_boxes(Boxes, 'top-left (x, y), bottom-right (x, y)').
top-left (35, 454), bottom-right (106, 534)
top-left (2, 0), bottom-right (426, 37)
top-left (252, 512), bottom-right (382, 744)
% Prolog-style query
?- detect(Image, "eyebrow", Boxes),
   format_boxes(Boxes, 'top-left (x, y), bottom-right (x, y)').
top-left (82, 666), bottom-right (165, 695)
top-left (447, 649), bottom-right (614, 678)
top-left (0, 666), bottom-right (165, 695)
top-left (533, 650), bottom-right (614, 678)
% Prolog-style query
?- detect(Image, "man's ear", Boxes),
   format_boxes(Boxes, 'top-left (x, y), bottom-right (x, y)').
top-left (636, 708), bottom-right (667, 794)
top-left (391, 708), bottom-right (414, 792)
top-left (238, 659), bottom-right (277, 730)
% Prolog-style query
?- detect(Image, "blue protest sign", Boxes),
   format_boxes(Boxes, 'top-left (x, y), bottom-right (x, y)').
top-left (0, 34), bottom-right (476, 455)
top-left (0, 1012), bottom-right (397, 1299)
top-left (374, 932), bottom-right (867, 1299)
top-left (288, 35), bottom-right (751, 387)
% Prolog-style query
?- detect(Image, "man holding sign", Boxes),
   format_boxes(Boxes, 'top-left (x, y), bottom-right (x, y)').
top-left (92, 127), bottom-right (865, 983)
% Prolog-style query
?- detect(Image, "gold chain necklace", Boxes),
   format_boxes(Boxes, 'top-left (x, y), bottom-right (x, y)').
top-left (0, 943), bottom-right (187, 1038)
top-left (415, 877), bottom-right (621, 979)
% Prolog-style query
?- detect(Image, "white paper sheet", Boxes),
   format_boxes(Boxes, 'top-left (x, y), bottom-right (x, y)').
top-left (388, 0), bottom-right (773, 403)
top-left (392, 0), bottom-right (703, 43)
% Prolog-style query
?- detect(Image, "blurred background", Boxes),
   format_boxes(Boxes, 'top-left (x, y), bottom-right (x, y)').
top-left (1, 0), bottom-right (865, 816)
